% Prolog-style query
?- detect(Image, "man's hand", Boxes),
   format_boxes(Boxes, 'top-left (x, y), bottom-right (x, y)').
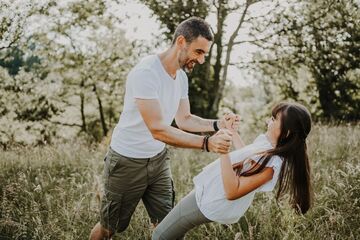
top-left (218, 113), bottom-right (233, 129)
top-left (208, 129), bottom-right (233, 154)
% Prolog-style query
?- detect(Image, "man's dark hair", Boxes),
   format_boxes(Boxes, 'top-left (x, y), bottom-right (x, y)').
top-left (172, 17), bottom-right (213, 45)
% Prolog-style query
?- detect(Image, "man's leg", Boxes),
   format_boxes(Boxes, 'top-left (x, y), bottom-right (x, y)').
top-left (142, 152), bottom-right (175, 226)
top-left (90, 148), bottom-right (148, 239)
top-left (89, 222), bottom-right (113, 240)
top-left (90, 188), bottom-right (145, 239)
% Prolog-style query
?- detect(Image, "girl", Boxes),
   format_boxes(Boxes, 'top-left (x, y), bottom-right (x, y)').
top-left (152, 102), bottom-right (313, 240)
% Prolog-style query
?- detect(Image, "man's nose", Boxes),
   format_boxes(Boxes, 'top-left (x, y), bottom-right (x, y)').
top-left (198, 55), bottom-right (205, 64)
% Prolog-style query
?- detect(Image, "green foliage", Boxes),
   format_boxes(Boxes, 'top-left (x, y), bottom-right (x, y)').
top-left (0, 48), bottom-right (23, 75)
top-left (0, 124), bottom-right (359, 239)
top-left (0, 0), bottom-right (135, 145)
top-left (0, 46), bottom-right (41, 76)
top-left (188, 61), bottom-right (217, 117)
top-left (140, 0), bottom-right (210, 42)
top-left (28, 0), bottom-right (134, 136)
top-left (0, 67), bottom-right (62, 147)
top-left (251, 0), bottom-right (360, 121)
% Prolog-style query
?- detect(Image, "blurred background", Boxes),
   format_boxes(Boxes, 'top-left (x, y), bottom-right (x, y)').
top-left (0, 0), bottom-right (359, 239)
top-left (1, 0), bottom-right (358, 146)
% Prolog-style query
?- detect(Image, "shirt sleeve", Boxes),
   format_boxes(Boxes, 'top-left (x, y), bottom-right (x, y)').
top-left (129, 68), bottom-right (160, 99)
top-left (257, 155), bottom-right (283, 192)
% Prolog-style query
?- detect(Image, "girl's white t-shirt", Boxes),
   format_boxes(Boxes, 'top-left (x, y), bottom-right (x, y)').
top-left (193, 134), bottom-right (283, 224)
top-left (110, 55), bottom-right (188, 158)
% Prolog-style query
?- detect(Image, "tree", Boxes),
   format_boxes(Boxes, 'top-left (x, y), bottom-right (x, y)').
top-left (0, 0), bottom-right (63, 147)
top-left (0, 0), bottom-right (135, 146)
top-left (0, 66), bottom-right (63, 148)
top-left (245, 0), bottom-right (360, 120)
top-left (28, 0), bottom-right (134, 140)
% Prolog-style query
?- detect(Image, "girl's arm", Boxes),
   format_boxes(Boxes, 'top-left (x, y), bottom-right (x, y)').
top-left (224, 114), bottom-right (244, 150)
top-left (232, 131), bottom-right (245, 150)
top-left (220, 154), bottom-right (274, 200)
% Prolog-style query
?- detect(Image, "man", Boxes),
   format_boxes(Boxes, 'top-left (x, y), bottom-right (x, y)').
top-left (90, 17), bottom-right (238, 239)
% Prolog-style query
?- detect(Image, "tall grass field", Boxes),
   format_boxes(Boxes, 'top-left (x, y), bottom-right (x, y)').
top-left (1, 124), bottom-right (359, 239)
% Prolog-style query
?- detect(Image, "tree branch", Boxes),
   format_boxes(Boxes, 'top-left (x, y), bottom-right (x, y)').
top-left (211, 0), bottom-right (255, 113)
top-left (0, 36), bottom-right (20, 51)
top-left (45, 119), bottom-right (82, 128)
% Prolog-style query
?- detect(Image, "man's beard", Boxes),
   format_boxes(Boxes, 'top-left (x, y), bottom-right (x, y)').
top-left (180, 59), bottom-right (198, 73)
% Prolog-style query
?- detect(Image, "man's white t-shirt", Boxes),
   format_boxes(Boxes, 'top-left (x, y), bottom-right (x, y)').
top-left (193, 134), bottom-right (283, 224)
top-left (110, 55), bottom-right (188, 158)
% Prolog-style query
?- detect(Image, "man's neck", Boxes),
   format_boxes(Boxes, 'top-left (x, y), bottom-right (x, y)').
top-left (158, 47), bottom-right (180, 78)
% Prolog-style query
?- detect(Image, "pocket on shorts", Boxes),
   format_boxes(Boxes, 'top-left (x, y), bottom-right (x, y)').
top-left (101, 190), bottom-right (124, 232)
top-left (105, 190), bottom-right (123, 201)
top-left (105, 151), bottom-right (123, 176)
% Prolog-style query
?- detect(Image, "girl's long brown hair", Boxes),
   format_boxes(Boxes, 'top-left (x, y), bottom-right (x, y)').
top-left (240, 102), bottom-right (313, 214)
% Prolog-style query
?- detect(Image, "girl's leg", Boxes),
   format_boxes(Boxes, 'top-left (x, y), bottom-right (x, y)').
top-left (152, 190), bottom-right (212, 240)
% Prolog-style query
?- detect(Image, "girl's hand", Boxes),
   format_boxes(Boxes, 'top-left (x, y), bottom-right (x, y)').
top-left (230, 115), bottom-right (240, 133)
top-left (220, 112), bottom-right (238, 130)
top-left (224, 113), bottom-right (240, 133)
top-left (224, 113), bottom-right (234, 129)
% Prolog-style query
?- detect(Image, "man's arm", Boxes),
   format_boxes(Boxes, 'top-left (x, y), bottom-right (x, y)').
top-left (174, 98), bottom-right (219, 132)
top-left (135, 98), bottom-right (232, 153)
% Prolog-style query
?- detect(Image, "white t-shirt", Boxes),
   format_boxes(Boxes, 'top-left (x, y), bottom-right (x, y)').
top-left (110, 55), bottom-right (188, 158)
top-left (193, 134), bottom-right (283, 224)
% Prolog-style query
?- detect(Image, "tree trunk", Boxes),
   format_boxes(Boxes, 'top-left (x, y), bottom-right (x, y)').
top-left (80, 80), bottom-right (87, 132)
top-left (316, 77), bottom-right (336, 119)
top-left (93, 84), bottom-right (108, 137)
top-left (203, 0), bottom-right (228, 118)
top-left (212, 1), bottom-right (250, 115)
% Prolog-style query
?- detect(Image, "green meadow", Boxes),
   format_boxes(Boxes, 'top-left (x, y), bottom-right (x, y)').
top-left (1, 124), bottom-right (359, 239)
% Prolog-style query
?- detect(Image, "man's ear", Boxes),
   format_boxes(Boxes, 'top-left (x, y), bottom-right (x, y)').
top-left (175, 35), bottom-right (186, 49)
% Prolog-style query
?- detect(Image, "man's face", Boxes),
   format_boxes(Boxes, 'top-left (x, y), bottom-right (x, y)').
top-left (178, 36), bottom-right (211, 73)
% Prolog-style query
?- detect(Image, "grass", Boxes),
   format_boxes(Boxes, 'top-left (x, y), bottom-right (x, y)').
top-left (0, 124), bottom-right (359, 239)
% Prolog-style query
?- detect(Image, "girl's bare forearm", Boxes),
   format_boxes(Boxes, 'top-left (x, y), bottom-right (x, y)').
top-left (232, 131), bottom-right (245, 150)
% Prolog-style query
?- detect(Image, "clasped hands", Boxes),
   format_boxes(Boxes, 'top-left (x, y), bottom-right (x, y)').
top-left (207, 112), bottom-right (240, 154)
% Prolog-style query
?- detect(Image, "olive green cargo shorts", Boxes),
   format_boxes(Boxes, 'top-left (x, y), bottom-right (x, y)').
top-left (100, 147), bottom-right (175, 234)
